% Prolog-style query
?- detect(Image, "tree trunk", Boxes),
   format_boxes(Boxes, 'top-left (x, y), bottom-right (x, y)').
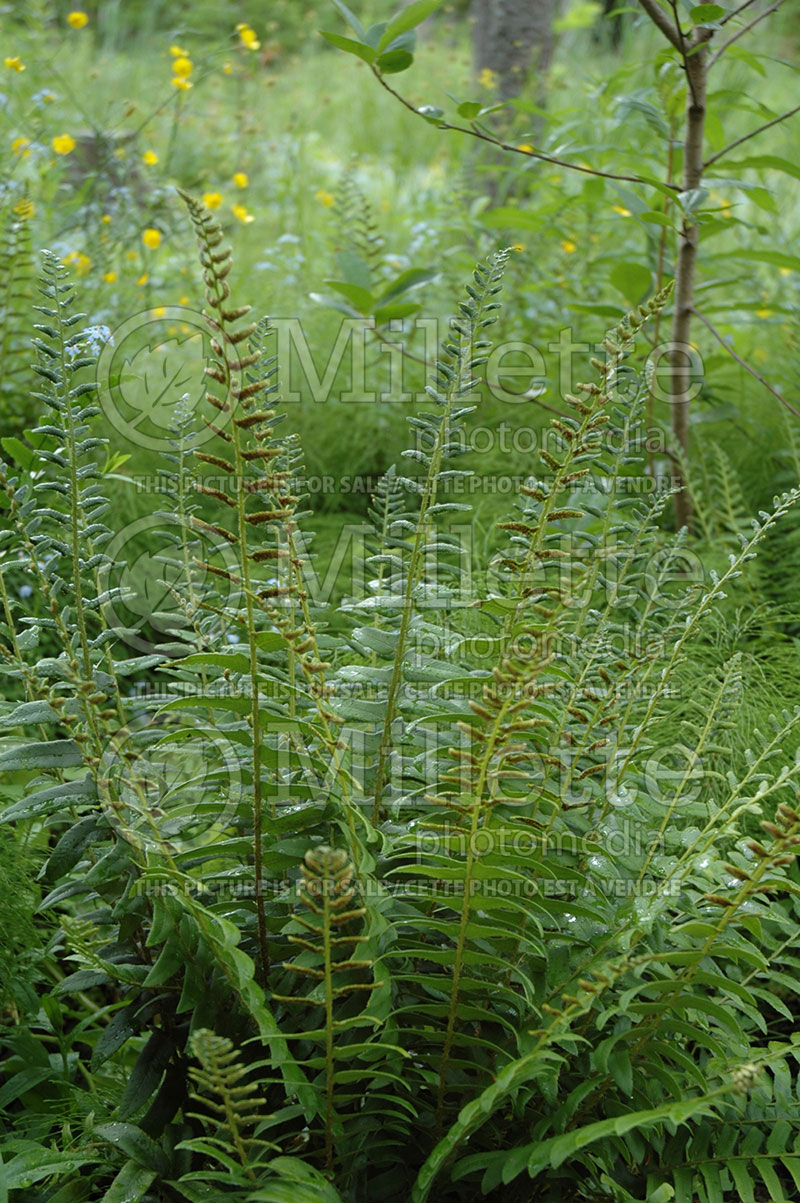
top-left (472, 0), bottom-right (557, 102)
top-left (669, 28), bottom-right (711, 532)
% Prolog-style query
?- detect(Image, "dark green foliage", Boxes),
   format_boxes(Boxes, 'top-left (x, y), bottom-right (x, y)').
top-left (1, 206), bottom-right (799, 1203)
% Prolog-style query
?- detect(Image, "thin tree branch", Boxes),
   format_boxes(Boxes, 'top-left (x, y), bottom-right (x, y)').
top-left (704, 102), bottom-right (800, 168)
top-left (718, 0), bottom-right (760, 26)
top-left (692, 307), bottom-right (800, 421)
top-left (369, 321), bottom-right (431, 368)
top-left (668, 0), bottom-right (699, 107)
top-left (370, 68), bottom-right (681, 192)
top-left (708, 0), bottom-right (786, 67)
top-left (638, 0), bottom-right (683, 51)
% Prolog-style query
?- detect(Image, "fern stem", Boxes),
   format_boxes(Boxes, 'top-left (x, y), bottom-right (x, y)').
top-left (50, 269), bottom-right (93, 681)
top-left (323, 872), bottom-right (336, 1171)
top-left (184, 199), bottom-right (271, 984)
top-left (434, 691), bottom-right (514, 1130)
top-left (372, 254), bottom-right (507, 820)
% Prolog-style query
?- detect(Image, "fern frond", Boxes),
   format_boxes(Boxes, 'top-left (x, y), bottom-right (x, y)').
top-left (186, 1027), bottom-right (271, 1183)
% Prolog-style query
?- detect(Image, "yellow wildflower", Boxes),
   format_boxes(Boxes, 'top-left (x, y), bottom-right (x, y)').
top-left (103, 271), bottom-right (117, 283)
top-left (179, 295), bottom-right (190, 305)
top-left (237, 23), bottom-right (261, 50)
top-left (125, 250), bottom-right (137, 261)
top-left (612, 205), bottom-right (632, 217)
top-left (478, 67), bottom-right (496, 88)
top-left (203, 192), bottom-right (223, 210)
top-left (315, 188), bottom-right (335, 207)
top-left (172, 56), bottom-right (193, 78)
top-left (13, 199), bottom-right (34, 220)
top-left (137, 273), bottom-right (149, 286)
top-left (114, 147), bottom-right (127, 159)
top-left (169, 45), bottom-right (188, 57)
top-left (152, 306), bottom-right (167, 318)
top-left (222, 61), bottom-right (233, 74)
top-left (142, 150), bottom-right (159, 165)
top-left (755, 307), bottom-right (772, 318)
top-left (64, 251), bottom-right (91, 276)
top-left (67, 11), bottom-right (89, 28)
top-left (11, 136), bottom-right (30, 157)
top-left (142, 228), bottom-right (162, 249)
top-left (232, 203), bottom-right (254, 223)
top-left (172, 78), bottom-right (192, 90)
top-left (561, 239), bottom-right (577, 254)
top-left (516, 143), bottom-right (534, 152)
top-left (233, 171), bottom-right (249, 188)
top-left (52, 134), bottom-right (76, 155)
top-left (511, 241), bottom-right (525, 253)
top-left (779, 267), bottom-right (792, 277)
top-left (5, 57), bottom-right (25, 72)
top-left (101, 214), bottom-right (111, 224)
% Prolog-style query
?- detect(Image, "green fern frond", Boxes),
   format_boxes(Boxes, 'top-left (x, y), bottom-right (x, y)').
top-left (186, 1027), bottom-right (271, 1183)
top-left (274, 846), bottom-right (375, 1171)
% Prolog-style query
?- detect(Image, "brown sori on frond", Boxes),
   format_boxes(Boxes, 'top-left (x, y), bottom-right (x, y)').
top-left (181, 191), bottom-right (342, 722)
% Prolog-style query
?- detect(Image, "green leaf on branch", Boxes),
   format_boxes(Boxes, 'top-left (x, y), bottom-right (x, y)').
top-left (319, 32), bottom-right (376, 64)
top-left (329, 0), bottom-right (367, 40)
top-left (610, 262), bottom-right (652, 303)
top-left (376, 48), bottom-right (415, 73)
top-left (0, 739), bottom-right (84, 771)
top-left (456, 100), bottom-right (483, 118)
top-left (324, 280), bottom-right (375, 312)
top-left (691, 4), bottom-right (726, 25)
top-left (375, 267), bottom-right (439, 306)
top-left (378, 0), bottom-right (446, 50)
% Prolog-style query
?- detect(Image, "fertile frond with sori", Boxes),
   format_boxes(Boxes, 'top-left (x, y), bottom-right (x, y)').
top-left (494, 284), bottom-right (675, 646)
top-left (0, 255), bottom-right (141, 760)
top-left (179, 192), bottom-right (369, 977)
top-left (272, 846), bottom-right (376, 1171)
top-left (148, 397), bottom-right (221, 659)
top-left (333, 162), bottom-right (385, 284)
top-left (182, 1028), bottom-right (272, 1185)
top-left (179, 189), bottom-right (289, 985)
top-left (28, 253), bottom-right (113, 679)
top-left (0, 214), bottom-right (34, 439)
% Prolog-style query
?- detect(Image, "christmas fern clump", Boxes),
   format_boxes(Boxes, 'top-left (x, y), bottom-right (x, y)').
top-left (0, 200), bottom-right (799, 1203)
